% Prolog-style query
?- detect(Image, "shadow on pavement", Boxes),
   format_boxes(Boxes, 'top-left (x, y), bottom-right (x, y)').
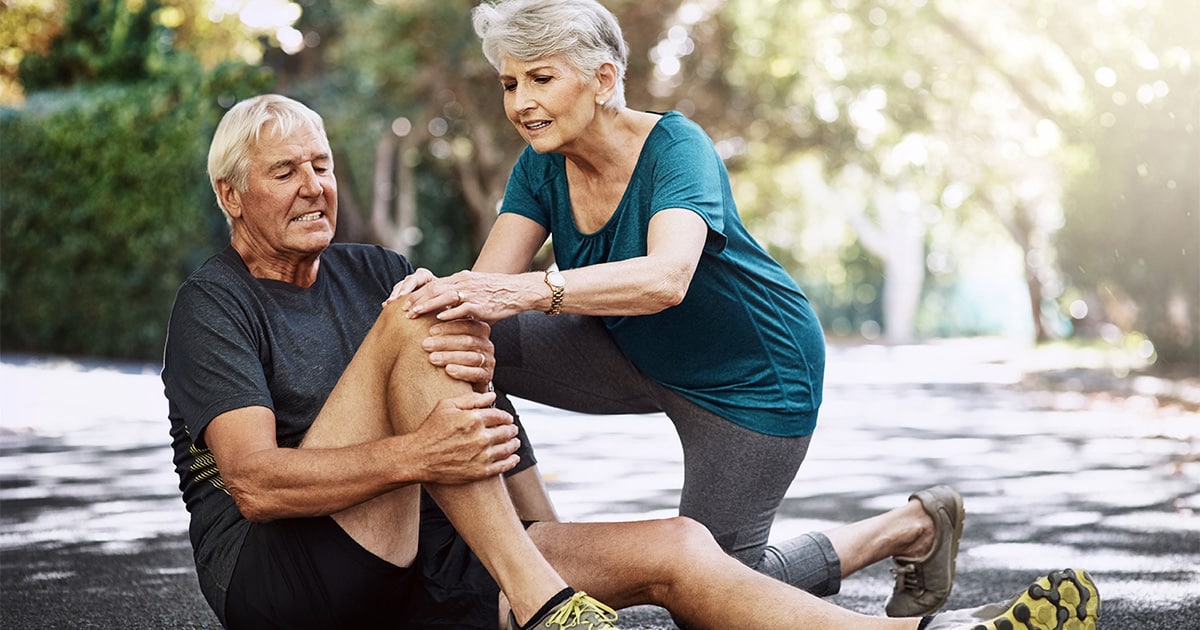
top-left (2, 341), bottom-right (1197, 629)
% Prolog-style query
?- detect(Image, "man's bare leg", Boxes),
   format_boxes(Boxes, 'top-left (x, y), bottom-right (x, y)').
top-left (301, 303), bottom-right (568, 625)
top-left (529, 517), bottom-right (919, 630)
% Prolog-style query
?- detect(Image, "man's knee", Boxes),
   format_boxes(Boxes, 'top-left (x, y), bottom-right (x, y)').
top-left (368, 301), bottom-right (435, 356)
top-left (365, 303), bottom-right (465, 393)
top-left (662, 516), bottom-right (719, 552)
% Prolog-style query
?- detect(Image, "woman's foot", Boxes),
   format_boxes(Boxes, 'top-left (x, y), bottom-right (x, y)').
top-left (886, 485), bottom-right (965, 617)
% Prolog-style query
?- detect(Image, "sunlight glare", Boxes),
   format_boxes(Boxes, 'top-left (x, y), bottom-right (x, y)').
top-left (276, 26), bottom-right (304, 54)
top-left (237, 0), bottom-right (301, 29)
top-left (1094, 66), bottom-right (1118, 87)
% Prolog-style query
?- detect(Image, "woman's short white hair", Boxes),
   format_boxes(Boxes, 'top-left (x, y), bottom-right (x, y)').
top-left (207, 94), bottom-right (327, 222)
top-left (472, 0), bottom-right (629, 111)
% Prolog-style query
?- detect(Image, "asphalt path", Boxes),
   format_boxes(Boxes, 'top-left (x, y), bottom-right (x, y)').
top-left (2, 341), bottom-right (1197, 629)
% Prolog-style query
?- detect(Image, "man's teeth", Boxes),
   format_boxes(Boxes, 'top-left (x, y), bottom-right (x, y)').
top-left (526, 121), bottom-right (550, 129)
top-left (294, 212), bottom-right (322, 222)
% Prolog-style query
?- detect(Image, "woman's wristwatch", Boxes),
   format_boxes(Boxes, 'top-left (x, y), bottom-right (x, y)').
top-left (544, 269), bottom-right (565, 316)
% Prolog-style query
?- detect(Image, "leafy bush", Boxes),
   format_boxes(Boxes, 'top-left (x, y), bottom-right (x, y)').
top-left (1, 65), bottom-right (272, 360)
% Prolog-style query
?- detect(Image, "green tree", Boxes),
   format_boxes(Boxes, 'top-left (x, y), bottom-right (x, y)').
top-left (19, 0), bottom-right (167, 89)
top-left (637, 0), bottom-right (1197, 364)
top-left (272, 0), bottom-right (684, 274)
top-left (13, 0), bottom-right (1186, 366)
top-left (1053, 1), bottom-right (1199, 367)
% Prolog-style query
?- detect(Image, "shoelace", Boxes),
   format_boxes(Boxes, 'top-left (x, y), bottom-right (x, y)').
top-left (544, 591), bottom-right (619, 629)
top-left (891, 562), bottom-right (924, 591)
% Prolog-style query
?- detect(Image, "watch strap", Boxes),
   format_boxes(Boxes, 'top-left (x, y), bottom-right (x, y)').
top-left (544, 270), bottom-right (565, 316)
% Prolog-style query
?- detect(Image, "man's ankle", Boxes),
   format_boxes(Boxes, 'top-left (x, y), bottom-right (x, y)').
top-left (516, 587), bottom-right (574, 629)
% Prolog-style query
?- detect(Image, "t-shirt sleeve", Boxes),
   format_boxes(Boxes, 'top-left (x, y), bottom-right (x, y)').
top-left (648, 121), bottom-right (728, 254)
top-left (163, 279), bottom-right (273, 448)
top-left (499, 148), bottom-right (552, 229)
top-left (381, 246), bottom-right (417, 287)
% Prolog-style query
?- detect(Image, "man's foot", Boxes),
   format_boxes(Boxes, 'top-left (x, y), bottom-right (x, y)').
top-left (506, 590), bottom-right (620, 629)
top-left (886, 485), bottom-right (965, 617)
top-left (923, 568), bottom-right (1101, 630)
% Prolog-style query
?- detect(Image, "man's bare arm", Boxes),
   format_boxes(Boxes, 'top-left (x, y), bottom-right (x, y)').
top-left (204, 393), bottom-right (519, 522)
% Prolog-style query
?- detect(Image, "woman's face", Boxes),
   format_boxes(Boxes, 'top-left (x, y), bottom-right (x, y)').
top-left (498, 54), bottom-right (598, 154)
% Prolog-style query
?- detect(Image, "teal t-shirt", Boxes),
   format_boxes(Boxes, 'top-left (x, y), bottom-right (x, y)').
top-left (500, 111), bottom-right (824, 437)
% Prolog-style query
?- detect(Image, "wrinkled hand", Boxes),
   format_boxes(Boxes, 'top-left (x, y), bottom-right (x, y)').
top-left (383, 267), bottom-right (438, 308)
top-left (389, 270), bottom-right (525, 324)
top-left (413, 392), bottom-right (519, 484)
top-left (423, 318), bottom-right (495, 389)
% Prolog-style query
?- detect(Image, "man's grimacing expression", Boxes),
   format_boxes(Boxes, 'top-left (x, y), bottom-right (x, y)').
top-left (222, 123), bottom-right (338, 264)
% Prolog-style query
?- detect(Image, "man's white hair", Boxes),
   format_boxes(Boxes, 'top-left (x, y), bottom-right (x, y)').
top-left (206, 94), bottom-right (327, 223)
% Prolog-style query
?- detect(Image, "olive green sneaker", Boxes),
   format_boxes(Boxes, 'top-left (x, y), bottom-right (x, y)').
top-left (923, 568), bottom-right (1101, 630)
top-left (886, 485), bottom-right (965, 617)
top-left (506, 590), bottom-right (620, 630)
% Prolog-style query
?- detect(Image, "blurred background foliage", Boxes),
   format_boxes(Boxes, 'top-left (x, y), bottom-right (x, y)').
top-left (1, 0), bottom-right (1196, 373)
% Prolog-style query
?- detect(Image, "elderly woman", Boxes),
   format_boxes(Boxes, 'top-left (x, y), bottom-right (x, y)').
top-left (394, 0), bottom-right (960, 617)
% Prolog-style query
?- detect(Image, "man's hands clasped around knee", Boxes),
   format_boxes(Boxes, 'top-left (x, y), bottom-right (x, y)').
top-left (410, 311), bottom-right (513, 484)
top-left (387, 269), bottom-right (498, 392)
top-left (423, 318), bottom-right (495, 392)
top-left (388, 270), bottom-right (517, 483)
top-left (414, 392), bottom-right (521, 484)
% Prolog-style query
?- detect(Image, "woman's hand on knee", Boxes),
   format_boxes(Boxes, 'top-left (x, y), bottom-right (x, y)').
top-left (382, 267), bottom-right (437, 308)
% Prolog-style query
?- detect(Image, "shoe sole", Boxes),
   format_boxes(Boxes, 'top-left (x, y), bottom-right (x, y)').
top-left (970, 569), bottom-right (1101, 630)
top-left (934, 486), bottom-right (966, 604)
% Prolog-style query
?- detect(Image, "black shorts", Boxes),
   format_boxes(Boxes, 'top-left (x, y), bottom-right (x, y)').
top-left (225, 494), bottom-right (501, 630)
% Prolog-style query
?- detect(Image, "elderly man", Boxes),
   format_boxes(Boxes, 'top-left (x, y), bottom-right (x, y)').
top-left (163, 94), bottom-right (1099, 630)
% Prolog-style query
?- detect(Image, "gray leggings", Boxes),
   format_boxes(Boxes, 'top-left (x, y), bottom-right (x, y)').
top-left (492, 312), bottom-right (841, 596)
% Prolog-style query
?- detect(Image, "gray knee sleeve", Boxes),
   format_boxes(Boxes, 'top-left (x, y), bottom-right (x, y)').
top-left (756, 532), bottom-right (842, 597)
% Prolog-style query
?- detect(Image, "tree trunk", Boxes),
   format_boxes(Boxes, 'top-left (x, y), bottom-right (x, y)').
top-left (370, 132), bottom-right (399, 251)
top-left (393, 137), bottom-right (418, 259)
top-left (849, 187), bottom-right (926, 344)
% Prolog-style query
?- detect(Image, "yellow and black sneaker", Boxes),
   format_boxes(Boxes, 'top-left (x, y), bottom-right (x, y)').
top-left (507, 589), bottom-right (620, 630)
top-left (923, 568), bottom-right (1100, 630)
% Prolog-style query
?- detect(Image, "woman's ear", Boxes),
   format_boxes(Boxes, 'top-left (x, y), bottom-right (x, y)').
top-left (595, 62), bottom-right (618, 104)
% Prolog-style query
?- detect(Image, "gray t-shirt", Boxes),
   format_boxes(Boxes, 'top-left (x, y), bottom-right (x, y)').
top-left (162, 243), bottom-right (413, 624)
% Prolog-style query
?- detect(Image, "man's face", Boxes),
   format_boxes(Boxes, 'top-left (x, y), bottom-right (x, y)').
top-left (226, 124), bottom-right (337, 263)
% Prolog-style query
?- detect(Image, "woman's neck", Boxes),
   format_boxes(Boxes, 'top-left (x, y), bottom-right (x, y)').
top-left (562, 108), bottom-right (660, 179)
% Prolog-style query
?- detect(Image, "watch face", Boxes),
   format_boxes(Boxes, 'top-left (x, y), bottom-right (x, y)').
top-left (547, 271), bottom-right (565, 287)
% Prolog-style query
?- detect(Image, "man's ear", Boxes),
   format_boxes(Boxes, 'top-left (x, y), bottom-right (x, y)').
top-left (217, 180), bottom-right (243, 219)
